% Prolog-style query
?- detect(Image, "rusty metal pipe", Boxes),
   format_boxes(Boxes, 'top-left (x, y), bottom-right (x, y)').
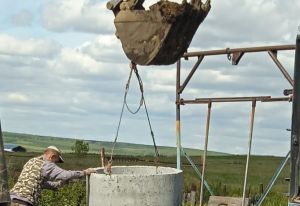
top-left (199, 101), bottom-right (212, 206)
top-left (183, 44), bottom-right (295, 58)
top-left (261, 97), bottom-right (292, 102)
top-left (179, 55), bottom-right (204, 94)
top-left (268, 50), bottom-right (294, 86)
top-left (195, 96), bottom-right (271, 102)
top-left (242, 100), bottom-right (256, 206)
top-left (176, 60), bottom-right (182, 169)
top-left (178, 96), bottom-right (291, 104)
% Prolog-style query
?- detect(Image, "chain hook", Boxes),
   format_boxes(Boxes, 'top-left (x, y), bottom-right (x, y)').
top-left (130, 61), bottom-right (137, 71)
top-left (109, 62), bottom-right (160, 172)
top-left (226, 48), bottom-right (232, 61)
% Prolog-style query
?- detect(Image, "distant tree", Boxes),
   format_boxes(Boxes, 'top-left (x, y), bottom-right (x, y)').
top-left (71, 140), bottom-right (89, 157)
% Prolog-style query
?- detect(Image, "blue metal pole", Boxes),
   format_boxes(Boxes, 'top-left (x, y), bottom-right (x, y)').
top-left (256, 151), bottom-right (290, 206)
top-left (181, 147), bottom-right (214, 196)
top-left (288, 202), bottom-right (300, 206)
top-left (176, 60), bottom-right (181, 169)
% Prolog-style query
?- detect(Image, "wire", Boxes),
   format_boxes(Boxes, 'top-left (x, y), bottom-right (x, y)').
top-left (109, 62), bottom-right (159, 165)
top-left (124, 63), bottom-right (143, 114)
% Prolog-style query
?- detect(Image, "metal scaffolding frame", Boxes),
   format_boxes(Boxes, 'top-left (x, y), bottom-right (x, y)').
top-left (175, 43), bottom-right (298, 205)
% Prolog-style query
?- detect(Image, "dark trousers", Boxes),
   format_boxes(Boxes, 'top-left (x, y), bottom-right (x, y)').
top-left (11, 199), bottom-right (33, 206)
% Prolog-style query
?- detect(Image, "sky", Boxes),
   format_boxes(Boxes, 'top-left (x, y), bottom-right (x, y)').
top-left (0, 0), bottom-right (299, 156)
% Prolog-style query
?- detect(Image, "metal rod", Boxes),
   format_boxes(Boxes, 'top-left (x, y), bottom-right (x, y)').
top-left (195, 96), bottom-right (271, 102)
top-left (179, 55), bottom-right (204, 94)
top-left (180, 96), bottom-right (290, 104)
top-left (256, 151), bottom-right (290, 206)
top-left (268, 50), bottom-right (294, 86)
top-left (86, 175), bottom-right (90, 206)
top-left (181, 147), bottom-right (214, 196)
top-left (100, 147), bottom-right (105, 167)
top-left (0, 120), bottom-right (10, 204)
top-left (183, 45), bottom-right (295, 58)
top-left (242, 100), bottom-right (256, 206)
top-left (175, 43), bottom-right (295, 204)
top-left (290, 34), bottom-right (300, 201)
top-left (260, 97), bottom-right (292, 102)
top-left (176, 59), bottom-right (182, 169)
top-left (199, 102), bottom-right (212, 206)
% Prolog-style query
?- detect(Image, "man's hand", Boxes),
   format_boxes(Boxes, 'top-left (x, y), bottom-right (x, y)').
top-left (84, 168), bottom-right (96, 175)
top-left (104, 160), bottom-right (112, 175)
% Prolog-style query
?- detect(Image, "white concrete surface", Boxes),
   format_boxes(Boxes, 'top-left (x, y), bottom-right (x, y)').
top-left (88, 166), bottom-right (183, 206)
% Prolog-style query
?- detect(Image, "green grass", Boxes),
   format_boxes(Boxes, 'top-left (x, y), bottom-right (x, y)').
top-left (180, 155), bottom-right (290, 205)
top-left (5, 152), bottom-right (290, 206)
top-left (3, 132), bottom-right (290, 205)
top-left (3, 131), bottom-right (228, 156)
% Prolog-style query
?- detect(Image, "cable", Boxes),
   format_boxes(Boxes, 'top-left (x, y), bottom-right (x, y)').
top-left (109, 62), bottom-right (159, 166)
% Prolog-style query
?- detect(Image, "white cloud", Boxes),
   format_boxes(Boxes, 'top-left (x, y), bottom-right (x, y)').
top-left (80, 35), bottom-right (126, 63)
top-left (146, 69), bottom-right (176, 88)
top-left (191, 0), bottom-right (299, 49)
top-left (0, 0), bottom-right (297, 156)
top-left (7, 93), bottom-right (29, 103)
top-left (0, 33), bottom-right (61, 58)
top-left (41, 0), bottom-right (114, 34)
top-left (143, 0), bottom-right (182, 9)
top-left (54, 48), bottom-right (105, 75)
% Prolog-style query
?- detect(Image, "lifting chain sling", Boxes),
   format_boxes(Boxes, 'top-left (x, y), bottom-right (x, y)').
top-left (106, 62), bottom-right (160, 174)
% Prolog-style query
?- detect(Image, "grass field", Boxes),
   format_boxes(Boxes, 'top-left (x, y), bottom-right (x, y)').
top-left (5, 152), bottom-right (290, 205)
top-left (3, 131), bottom-right (229, 156)
top-left (3, 132), bottom-right (290, 205)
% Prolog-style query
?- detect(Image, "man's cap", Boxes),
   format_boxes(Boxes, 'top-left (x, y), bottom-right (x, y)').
top-left (47, 145), bottom-right (64, 163)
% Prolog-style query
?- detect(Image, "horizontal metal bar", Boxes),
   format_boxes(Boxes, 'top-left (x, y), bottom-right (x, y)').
top-left (261, 97), bottom-right (292, 102)
top-left (196, 96), bottom-right (271, 102)
top-left (179, 96), bottom-right (291, 104)
top-left (183, 45), bottom-right (295, 58)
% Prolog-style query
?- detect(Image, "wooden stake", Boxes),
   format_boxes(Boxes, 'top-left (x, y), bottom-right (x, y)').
top-left (0, 121), bottom-right (10, 205)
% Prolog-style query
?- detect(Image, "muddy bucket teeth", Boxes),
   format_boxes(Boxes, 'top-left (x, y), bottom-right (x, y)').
top-left (108, 0), bottom-right (211, 66)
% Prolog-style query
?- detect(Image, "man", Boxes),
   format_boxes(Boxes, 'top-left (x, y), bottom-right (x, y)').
top-left (10, 145), bottom-right (95, 206)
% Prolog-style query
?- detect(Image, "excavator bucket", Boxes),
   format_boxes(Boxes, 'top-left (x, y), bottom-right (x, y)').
top-left (107, 0), bottom-right (211, 65)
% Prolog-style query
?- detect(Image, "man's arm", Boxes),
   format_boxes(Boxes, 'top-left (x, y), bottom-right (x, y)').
top-left (42, 180), bottom-right (64, 190)
top-left (42, 161), bottom-right (85, 182)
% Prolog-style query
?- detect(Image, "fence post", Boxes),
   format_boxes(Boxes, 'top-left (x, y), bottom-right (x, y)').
top-left (223, 184), bottom-right (227, 196)
top-left (191, 183), bottom-right (197, 206)
top-left (246, 185), bottom-right (251, 198)
top-left (100, 147), bottom-right (105, 167)
top-left (182, 191), bottom-right (187, 205)
top-left (0, 120), bottom-right (10, 205)
top-left (259, 183), bottom-right (264, 194)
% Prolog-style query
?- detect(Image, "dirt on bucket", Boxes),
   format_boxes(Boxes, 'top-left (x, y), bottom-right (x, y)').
top-left (108, 0), bottom-right (211, 65)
